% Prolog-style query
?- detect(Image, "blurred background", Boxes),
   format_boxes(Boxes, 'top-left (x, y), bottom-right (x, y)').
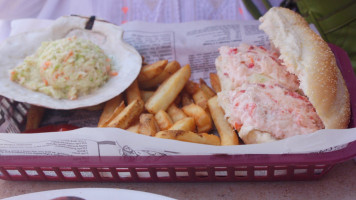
top-left (0, 0), bottom-right (355, 71)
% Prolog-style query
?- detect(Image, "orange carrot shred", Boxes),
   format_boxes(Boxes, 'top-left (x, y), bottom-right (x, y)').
top-left (10, 71), bottom-right (15, 81)
top-left (54, 73), bottom-right (62, 80)
top-left (64, 51), bottom-right (73, 62)
top-left (110, 71), bottom-right (118, 76)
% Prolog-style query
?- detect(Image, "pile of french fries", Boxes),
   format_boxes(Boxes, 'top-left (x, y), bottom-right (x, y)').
top-left (98, 59), bottom-right (240, 146)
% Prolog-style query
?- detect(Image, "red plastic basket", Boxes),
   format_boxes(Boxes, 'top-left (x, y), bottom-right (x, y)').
top-left (0, 44), bottom-right (355, 182)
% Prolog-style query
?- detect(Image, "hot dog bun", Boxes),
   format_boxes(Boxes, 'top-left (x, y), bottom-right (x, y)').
top-left (216, 7), bottom-right (350, 144)
top-left (259, 7), bottom-right (350, 129)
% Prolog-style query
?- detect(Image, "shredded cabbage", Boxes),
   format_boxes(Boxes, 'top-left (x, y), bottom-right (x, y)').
top-left (10, 36), bottom-right (115, 100)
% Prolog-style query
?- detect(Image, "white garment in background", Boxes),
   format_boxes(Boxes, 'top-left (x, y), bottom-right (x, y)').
top-left (0, 0), bottom-right (262, 41)
top-left (0, 0), bottom-right (255, 22)
top-left (0, 0), bottom-right (283, 41)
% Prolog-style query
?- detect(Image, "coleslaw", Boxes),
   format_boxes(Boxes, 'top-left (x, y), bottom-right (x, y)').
top-left (10, 36), bottom-right (116, 100)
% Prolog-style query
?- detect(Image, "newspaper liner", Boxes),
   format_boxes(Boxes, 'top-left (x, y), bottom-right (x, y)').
top-left (0, 16), bottom-right (142, 110)
top-left (0, 18), bottom-right (355, 157)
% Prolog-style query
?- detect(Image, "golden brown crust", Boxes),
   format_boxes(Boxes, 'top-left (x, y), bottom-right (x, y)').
top-left (259, 7), bottom-right (350, 129)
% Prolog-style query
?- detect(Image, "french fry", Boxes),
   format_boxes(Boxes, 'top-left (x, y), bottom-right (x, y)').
top-left (99, 101), bottom-right (125, 127)
top-left (155, 130), bottom-right (221, 146)
top-left (209, 73), bottom-right (221, 93)
top-left (126, 80), bottom-right (142, 104)
top-left (167, 104), bottom-right (187, 122)
top-left (154, 110), bottom-right (173, 130)
top-left (98, 94), bottom-right (123, 127)
top-left (155, 130), bottom-right (176, 140)
top-left (192, 89), bottom-right (209, 110)
top-left (140, 90), bottom-right (155, 103)
top-left (106, 99), bottom-right (144, 129)
top-left (208, 96), bottom-right (239, 145)
top-left (169, 117), bottom-right (196, 132)
top-left (181, 91), bottom-right (194, 106)
top-left (173, 93), bottom-right (182, 105)
top-left (139, 60), bottom-right (181, 89)
top-left (25, 105), bottom-right (45, 131)
top-left (126, 122), bottom-right (140, 133)
top-left (145, 64), bottom-right (191, 114)
top-left (137, 60), bottom-right (168, 83)
top-left (138, 113), bottom-right (159, 136)
top-left (184, 80), bottom-right (200, 95)
top-left (199, 78), bottom-right (216, 98)
top-left (177, 132), bottom-right (220, 146)
top-left (182, 103), bottom-right (212, 133)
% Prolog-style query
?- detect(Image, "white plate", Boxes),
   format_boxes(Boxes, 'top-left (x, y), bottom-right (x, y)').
top-left (3, 188), bottom-right (176, 200)
top-left (0, 16), bottom-right (142, 110)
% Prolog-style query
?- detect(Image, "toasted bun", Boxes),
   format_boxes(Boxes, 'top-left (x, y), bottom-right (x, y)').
top-left (238, 126), bottom-right (276, 144)
top-left (259, 7), bottom-right (350, 129)
top-left (216, 7), bottom-right (350, 144)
